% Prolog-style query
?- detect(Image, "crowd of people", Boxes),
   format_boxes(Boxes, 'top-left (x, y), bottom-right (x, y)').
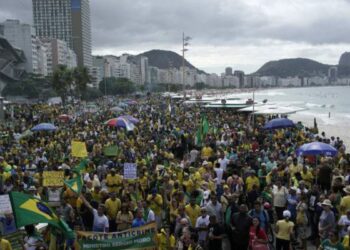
top-left (0, 94), bottom-right (349, 250)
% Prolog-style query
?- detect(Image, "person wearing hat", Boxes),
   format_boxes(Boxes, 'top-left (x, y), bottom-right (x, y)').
top-left (318, 199), bottom-right (336, 240)
top-left (341, 186), bottom-right (350, 215)
top-left (275, 210), bottom-right (294, 250)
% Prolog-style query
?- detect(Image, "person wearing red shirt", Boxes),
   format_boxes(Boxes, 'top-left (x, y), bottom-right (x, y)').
top-left (249, 217), bottom-right (268, 250)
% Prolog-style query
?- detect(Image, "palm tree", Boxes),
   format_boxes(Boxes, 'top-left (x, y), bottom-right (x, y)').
top-left (52, 65), bottom-right (73, 105)
top-left (73, 67), bottom-right (91, 99)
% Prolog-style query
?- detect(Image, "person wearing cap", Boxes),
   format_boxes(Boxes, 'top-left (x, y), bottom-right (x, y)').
top-left (319, 199), bottom-right (336, 240)
top-left (340, 186), bottom-right (350, 215)
top-left (275, 210), bottom-right (294, 250)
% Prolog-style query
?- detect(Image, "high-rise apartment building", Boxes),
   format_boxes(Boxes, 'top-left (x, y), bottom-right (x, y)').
top-left (41, 38), bottom-right (77, 75)
top-left (32, 0), bottom-right (92, 68)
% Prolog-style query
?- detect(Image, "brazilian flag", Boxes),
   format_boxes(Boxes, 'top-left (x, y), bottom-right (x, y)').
top-left (72, 158), bottom-right (88, 174)
top-left (9, 192), bottom-right (74, 239)
top-left (64, 174), bottom-right (83, 194)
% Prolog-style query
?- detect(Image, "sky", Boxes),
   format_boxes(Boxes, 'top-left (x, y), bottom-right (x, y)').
top-left (1, 0), bottom-right (350, 74)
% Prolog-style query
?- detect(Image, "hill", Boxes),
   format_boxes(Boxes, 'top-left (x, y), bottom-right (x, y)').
top-left (255, 58), bottom-right (331, 77)
top-left (138, 50), bottom-right (207, 74)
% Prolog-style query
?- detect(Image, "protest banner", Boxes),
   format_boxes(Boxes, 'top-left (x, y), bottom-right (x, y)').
top-left (43, 171), bottom-right (64, 187)
top-left (76, 222), bottom-right (157, 250)
top-left (0, 194), bottom-right (12, 214)
top-left (123, 163), bottom-right (137, 179)
top-left (4, 231), bottom-right (25, 250)
top-left (71, 140), bottom-right (88, 158)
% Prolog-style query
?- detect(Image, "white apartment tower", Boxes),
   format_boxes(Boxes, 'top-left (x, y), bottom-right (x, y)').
top-left (32, 0), bottom-right (92, 68)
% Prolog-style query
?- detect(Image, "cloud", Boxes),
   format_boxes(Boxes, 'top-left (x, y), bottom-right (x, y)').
top-left (1, 0), bottom-right (350, 73)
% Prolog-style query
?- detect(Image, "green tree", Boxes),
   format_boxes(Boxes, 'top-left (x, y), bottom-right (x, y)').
top-left (52, 65), bottom-right (73, 104)
top-left (73, 67), bottom-right (91, 98)
top-left (194, 82), bottom-right (206, 90)
top-left (99, 77), bottom-right (136, 95)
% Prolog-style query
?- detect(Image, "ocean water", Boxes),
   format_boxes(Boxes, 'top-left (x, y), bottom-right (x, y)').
top-left (228, 86), bottom-right (350, 150)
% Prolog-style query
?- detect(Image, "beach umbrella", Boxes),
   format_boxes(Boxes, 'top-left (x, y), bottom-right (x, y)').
top-left (296, 141), bottom-right (338, 157)
top-left (118, 102), bottom-right (128, 108)
top-left (110, 106), bottom-right (124, 112)
top-left (58, 114), bottom-right (72, 122)
top-left (31, 123), bottom-right (57, 132)
top-left (104, 118), bottom-right (135, 131)
top-left (119, 115), bottom-right (139, 124)
top-left (125, 100), bottom-right (137, 105)
top-left (263, 118), bottom-right (295, 130)
top-left (17, 129), bottom-right (33, 140)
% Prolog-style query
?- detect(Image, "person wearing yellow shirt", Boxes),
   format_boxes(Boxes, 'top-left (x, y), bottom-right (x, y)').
top-left (245, 171), bottom-right (260, 192)
top-left (63, 187), bottom-right (78, 209)
top-left (106, 169), bottom-right (123, 194)
top-left (275, 210), bottom-right (294, 249)
top-left (0, 235), bottom-right (12, 250)
top-left (182, 174), bottom-right (194, 194)
top-left (91, 185), bottom-right (102, 203)
top-left (147, 188), bottom-right (163, 228)
top-left (300, 166), bottom-right (314, 189)
top-left (289, 159), bottom-right (302, 177)
top-left (156, 226), bottom-right (176, 250)
top-left (185, 198), bottom-right (201, 227)
top-left (105, 192), bottom-right (121, 232)
top-left (201, 144), bottom-right (213, 159)
top-left (340, 186), bottom-right (350, 215)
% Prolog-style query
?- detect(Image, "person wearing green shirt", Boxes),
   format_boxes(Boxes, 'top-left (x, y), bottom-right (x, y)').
top-left (319, 231), bottom-right (344, 250)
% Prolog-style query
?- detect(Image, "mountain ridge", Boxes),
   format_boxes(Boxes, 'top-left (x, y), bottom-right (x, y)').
top-left (137, 49), bottom-right (207, 74)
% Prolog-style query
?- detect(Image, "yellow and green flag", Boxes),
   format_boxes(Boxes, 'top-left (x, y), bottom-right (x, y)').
top-left (64, 174), bottom-right (83, 194)
top-left (9, 192), bottom-right (74, 238)
top-left (72, 158), bottom-right (89, 174)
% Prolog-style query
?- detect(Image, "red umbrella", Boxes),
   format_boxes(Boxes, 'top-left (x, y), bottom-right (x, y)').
top-left (58, 114), bottom-right (72, 122)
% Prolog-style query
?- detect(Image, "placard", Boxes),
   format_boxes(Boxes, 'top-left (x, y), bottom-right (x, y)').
top-left (123, 163), bottom-right (137, 179)
top-left (0, 194), bottom-right (12, 214)
top-left (43, 171), bottom-right (64, 187)
top-left (4, 231), bottom-right (25, 250)
top-left (77, 222), bottom-right (156, 250)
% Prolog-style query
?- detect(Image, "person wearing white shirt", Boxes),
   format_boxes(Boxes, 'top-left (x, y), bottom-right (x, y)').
top-left (81, 194), bottom-right (109, 232)
top-left (143, 200), bottom-right (156, 223)
top-left (196, 207), bottom-right (210, 247)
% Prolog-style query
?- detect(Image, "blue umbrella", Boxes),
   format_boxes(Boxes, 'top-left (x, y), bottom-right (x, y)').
top-left (263, 118), bottom-right (295, 130)
top-left (296, 141), bottom-right (338, 157)
top-left (31, 123), bottom-right (57, 132)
